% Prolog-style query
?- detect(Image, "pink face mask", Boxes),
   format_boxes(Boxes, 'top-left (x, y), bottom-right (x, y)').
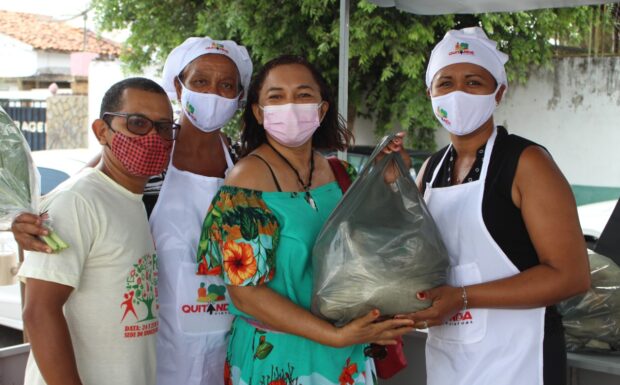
top-left (260, 102), bottom-right (323, 147)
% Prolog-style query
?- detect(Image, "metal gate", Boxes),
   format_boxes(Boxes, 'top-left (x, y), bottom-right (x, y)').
top-left (0, 99), bottom-right (46, 151)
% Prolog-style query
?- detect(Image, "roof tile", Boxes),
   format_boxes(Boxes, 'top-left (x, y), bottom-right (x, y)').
top-left (0, 10), bottom-right (120, 56)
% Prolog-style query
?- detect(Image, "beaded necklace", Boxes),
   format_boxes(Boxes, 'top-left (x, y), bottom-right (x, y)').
top-left (266, 142), bottom-right (317, 210)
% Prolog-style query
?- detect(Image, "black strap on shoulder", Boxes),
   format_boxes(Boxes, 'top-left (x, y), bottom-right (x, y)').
top-left (249, 154), bottom-right (282, 192)
top-left (420, 145), bottom-right (450, 195)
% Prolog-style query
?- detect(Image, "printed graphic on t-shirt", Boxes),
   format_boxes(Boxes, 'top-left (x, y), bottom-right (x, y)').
top-left (121, 253), bottom-right (159, 338)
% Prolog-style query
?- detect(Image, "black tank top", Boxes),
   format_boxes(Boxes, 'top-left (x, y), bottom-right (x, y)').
top-left (421, 127), bottom-right (566, 384)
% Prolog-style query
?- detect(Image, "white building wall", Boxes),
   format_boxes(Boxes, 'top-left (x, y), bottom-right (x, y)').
top-left (36, 51), bottom-right (71, 74)
top-left (0, 33), bottom-right (37, 79)
top-left (87, 60), bottom-right (124, 150)
top-left (351, 115), bottom-right (380, 145)
top-left (493, 57), bottom-right (620, 188)
top-left (0, 35), bottom-right (74, 79)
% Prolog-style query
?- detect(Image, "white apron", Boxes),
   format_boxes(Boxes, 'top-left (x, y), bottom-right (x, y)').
top-left (423, 128), bottom-right (545, 385)
top-left (150, 137), bottom-right (234, 385)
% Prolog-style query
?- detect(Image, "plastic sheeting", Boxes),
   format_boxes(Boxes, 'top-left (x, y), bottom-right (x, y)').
top-left (558, 251), bottom-right (620, 354)
top-left (312, 135), bottom-right (449, 325)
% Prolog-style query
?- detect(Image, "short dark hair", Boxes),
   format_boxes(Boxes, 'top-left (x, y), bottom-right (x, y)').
top-left (99, 77), bottom-right (167, 118)
top-left (240, 55), bottom-right (352, 156)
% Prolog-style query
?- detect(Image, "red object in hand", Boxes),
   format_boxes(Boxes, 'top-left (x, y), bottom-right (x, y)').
top-left (374, 336), bottom-right (408, 379)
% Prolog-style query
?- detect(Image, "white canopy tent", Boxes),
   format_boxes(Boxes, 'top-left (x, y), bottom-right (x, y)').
top-left (336, 0), bottom-right (618, 125)
top-left (369, 0), bottom-right (612, 15)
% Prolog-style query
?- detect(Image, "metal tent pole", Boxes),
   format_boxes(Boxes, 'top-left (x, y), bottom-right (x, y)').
top-left (337, 0), bottom-right (350, 160)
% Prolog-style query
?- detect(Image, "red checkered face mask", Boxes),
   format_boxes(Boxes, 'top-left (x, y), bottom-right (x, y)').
top-left (109, 131), bottom-right (172, 177)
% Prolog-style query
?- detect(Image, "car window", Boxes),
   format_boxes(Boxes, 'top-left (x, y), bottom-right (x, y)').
top-left (38, 167), bottom-right (70, 195)
top-left (346, 154), bottom-right (367, 171)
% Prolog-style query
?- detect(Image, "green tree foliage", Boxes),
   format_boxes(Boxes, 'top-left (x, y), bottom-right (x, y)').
top-left (93, 0), bottom-right (609, 150)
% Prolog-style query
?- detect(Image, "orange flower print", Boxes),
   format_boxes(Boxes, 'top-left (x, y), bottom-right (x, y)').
top-left (224, 360), bottom-right (232, 385)
top-left (339, 358), bottom-right (358, 385)
top-left (198, 258), bottom-right (209, 275)
top-left (268, 380), bottom-right (287, 385)
top-left (257, 269), bottom-right (275, 285)
top-left (223, 240), bottom-right (258, 285)
top-left (211, 226), bottom-right (223, 243)
top-left (234, 190), bottom-right (249, 205)
top-left (206, 265), bottom-right (222, 276)
top-left (259, 221), bottom-right (277, 236)
top-left (223, 224), bottom-right (243, 240)
top-left (222, 194), bottom-right (234, 211)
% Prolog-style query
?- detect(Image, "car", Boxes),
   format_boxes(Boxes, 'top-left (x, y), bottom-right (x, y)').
top-left (32, 149), bottom-right (98, 195)
top-left (322, 145), bottom-right (431, 180)
top-left (577, 199), bottom-right (618, 250)
top-left (0, 148), bottom-right (97, 334)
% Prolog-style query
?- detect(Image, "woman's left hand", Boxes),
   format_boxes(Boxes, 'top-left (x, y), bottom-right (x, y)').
top-left (396, 285), bottom-right (463, 329)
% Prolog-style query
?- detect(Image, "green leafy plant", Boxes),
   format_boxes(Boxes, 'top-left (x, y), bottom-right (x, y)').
top-left (0, 107), bottom-right (69, 251)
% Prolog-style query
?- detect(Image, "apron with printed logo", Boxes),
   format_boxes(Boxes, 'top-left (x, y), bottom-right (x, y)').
top-left (423, 128), bottom-right (545, 385)
top-left (150, 137), bottom-right (234, 385)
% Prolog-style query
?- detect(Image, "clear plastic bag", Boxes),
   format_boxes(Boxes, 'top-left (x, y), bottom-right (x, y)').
top-left (312, 135), bottom-right (449, 325)
top-left (0, 106), bottom-right (39, 230)
top-left (557, 250), bottom-right (620, 354)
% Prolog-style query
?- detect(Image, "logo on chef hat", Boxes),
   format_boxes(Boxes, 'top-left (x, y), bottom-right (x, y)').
top-left (449, 42), bottom-right (475, 56)
top-left (206, 41), bottom-right (229, 54)
top-left (436, 106), bottom-right (451, 125)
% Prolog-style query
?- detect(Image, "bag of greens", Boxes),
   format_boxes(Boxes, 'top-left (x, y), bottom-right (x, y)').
top-left (557, 250), bottom-right (620, 354)
top-left (0, 106), bottom-right (67, 251)
top-left (312, 134), bottom-right (449, 326)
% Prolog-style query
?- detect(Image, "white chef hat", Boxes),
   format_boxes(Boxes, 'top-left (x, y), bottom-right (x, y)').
top-left (425, 27), bottom-right (509, 89)
top-left (161, 36), bottom-right (253, 100)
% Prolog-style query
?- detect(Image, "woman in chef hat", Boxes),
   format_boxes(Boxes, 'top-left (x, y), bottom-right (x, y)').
top-left (401, 26), bottom-right (590, 385)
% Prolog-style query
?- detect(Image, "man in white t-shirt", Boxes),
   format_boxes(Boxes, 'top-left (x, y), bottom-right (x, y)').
top-left (18, 77), bottom-right (178, 385)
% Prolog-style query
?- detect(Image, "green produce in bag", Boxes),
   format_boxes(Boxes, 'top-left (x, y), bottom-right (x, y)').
top-left (0, 106), bottom-right (68, 251)
top-left (0, 106), bottom-right (37, 228)
top-left (557, 250), bottom-right (620, 354)
top-left (312, 134), bottom-right (449, 326)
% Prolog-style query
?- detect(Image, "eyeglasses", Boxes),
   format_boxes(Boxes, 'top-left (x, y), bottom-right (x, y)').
top-left (363, 343), bottom-right (387, 360)
top-left (103, 112), bottom-right (179, 141)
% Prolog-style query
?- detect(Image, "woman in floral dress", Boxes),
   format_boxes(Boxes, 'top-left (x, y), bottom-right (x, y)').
top-left (196, 55), bottom-right (413, 385)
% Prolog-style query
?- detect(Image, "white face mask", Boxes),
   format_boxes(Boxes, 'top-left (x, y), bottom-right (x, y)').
top-left (430, 87), bottom-right (499, 136)
top-left (179, 80), bottom-right (239, 132)
top-left (260, 102), bottom-right (323, 147)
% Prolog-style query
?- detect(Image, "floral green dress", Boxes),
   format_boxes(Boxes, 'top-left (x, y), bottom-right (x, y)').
top-left (197, 162), bottom-right (376, 385)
